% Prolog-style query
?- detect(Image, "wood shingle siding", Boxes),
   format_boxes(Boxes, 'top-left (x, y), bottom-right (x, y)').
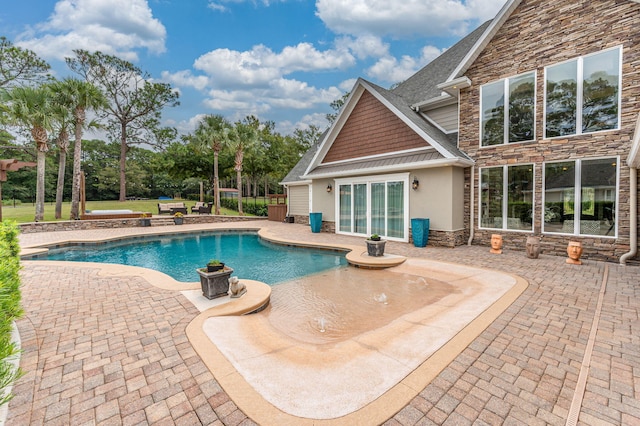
top-left (323, 91), bottom-right (427, 163)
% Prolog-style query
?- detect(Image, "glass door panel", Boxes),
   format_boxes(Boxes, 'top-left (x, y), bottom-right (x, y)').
top-left (371, 182), bottom-right (385, 235)
top-left (387, 181), bottom-right (404, 238)
top-left (354, 184), bottom-right (367, 234)
top-left (339, 184), bottom-right (351, 232)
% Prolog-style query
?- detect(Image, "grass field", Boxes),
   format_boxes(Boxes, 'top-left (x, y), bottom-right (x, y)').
top-left (0, 199), bottom-right (238, 223)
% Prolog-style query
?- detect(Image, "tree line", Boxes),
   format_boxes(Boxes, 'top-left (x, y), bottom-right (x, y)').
top-left (0, 36), bottom-right (323, 221)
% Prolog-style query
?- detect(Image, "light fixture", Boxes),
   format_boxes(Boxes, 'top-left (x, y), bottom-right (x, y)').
top-left (326, 184), bottom-right (333, 193)
top-left (412, 177), bottom-right (419, 190)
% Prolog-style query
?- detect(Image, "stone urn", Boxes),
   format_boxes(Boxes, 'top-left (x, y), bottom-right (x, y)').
top-left (566, 241), bottom-right (583, 265)
top-left (526, 236), bottom-right (541, 259)
top-left (366, 236), bottom-right (386, 257)
top-left (197, 266), bottom-right (233, 299)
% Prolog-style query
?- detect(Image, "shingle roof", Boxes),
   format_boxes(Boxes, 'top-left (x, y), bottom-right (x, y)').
top-left (391, 20), bottom-right (493, 105)
top-left (281, 131), bottom-right (326, 184)
top-left (288, 20), bottom-right (493, 181)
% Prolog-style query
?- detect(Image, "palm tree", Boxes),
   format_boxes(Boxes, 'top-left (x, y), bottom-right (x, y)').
top-left (51, 78), bottom-right (107, 220)
top-left (1, 85), bottom-right (54, 221)
top-left (229, 120), bottom-right (259, 215)
top-left (49, 101), bottom-right (72, 219)
top-left (195, 114), bottom-right (231, 215)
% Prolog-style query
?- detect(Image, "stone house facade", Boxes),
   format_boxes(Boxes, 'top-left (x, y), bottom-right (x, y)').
top-left (282, 0), bottom-right (640, 263)
top-left (455, 0), bottom-right (640, 261)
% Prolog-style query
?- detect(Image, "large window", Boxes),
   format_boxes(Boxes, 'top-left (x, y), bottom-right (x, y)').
top-left (543, 158), bottom-right (617, 236)
top-left (481, 72), bottom-right (536, 146)
top-left (480, 164), bottom-right (534, 231)
top-left (545, 47), bottom-right (621, 138)
top-left (336, 175), bottom-right (408, 241)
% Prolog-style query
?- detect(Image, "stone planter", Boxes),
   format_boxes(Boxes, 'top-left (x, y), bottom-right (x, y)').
top-left (197, 267), bottom-right (233, 299)
top-left (366, 239), bottom-right (386, 257)
top-left (174, 217), bottom-right (184, 225)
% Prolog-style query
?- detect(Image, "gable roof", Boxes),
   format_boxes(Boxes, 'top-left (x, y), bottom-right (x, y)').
top-left (449, 0), bottom-right (640, 82)
top-left (392, 19), bottom-right (493, 106)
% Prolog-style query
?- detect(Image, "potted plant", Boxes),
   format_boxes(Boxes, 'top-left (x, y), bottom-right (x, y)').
top-left (366, 234), bottom-right (386, 257)
top-left (197, 263), bottom-right (234, 299)
top-left (206, 259), bottom-right (225, 272)
top-left (139, 213), bottom-right (151, 227)
top-left (173, 211), bottom-right (184, 225)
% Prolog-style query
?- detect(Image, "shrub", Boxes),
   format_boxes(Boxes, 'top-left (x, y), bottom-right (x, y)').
top-left (0, 221), bottom-right (24, 407)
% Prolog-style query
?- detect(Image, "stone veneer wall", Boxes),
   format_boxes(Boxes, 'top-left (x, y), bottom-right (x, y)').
top-left (18, 215), bottom-right (266, 234)
top-left (457, 0), bottom-right (640, 263)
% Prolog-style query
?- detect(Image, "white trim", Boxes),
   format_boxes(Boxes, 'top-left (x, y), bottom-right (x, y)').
top-left (479, 70), bottom-right (536, 147)
top-left (319, 146), bottom-right (436, 167)
top-left (334, 173), bottom-right (410, 242)
top-left (411, 93), bottom-right (457, 110)
top-left (305, 157), bottom-right (474, 180)
top-left (543, 46), bottom-right (623, 140)
top-left (447, 0), bottom-right (522, 81)
top-left (628, 112), bottom-right (640, 168)
top-left (541, 156), bottom-right (619, 238)
top-left (436, 76), bottom-right (472, 96)
top-left (478, 163), bottom-right (535, 233)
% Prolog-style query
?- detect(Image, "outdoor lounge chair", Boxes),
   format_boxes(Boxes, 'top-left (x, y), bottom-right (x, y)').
top-left (191, 202), bottom-right (205, 213)
top-left (194, 202), bottom-right (213, 214)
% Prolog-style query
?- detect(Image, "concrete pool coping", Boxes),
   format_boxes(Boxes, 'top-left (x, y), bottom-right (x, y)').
top-left (18, 222), bottom-right (528, 424)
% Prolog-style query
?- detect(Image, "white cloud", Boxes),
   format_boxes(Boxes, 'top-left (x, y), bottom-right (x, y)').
top-left (193, 43), bottom-right (354, 89)
top-left (336, 35), bottom-right (389, 60)
top-left (161, 70), bottom-right (210, 91)
top-left (15, 0), bottom-right (166, 62)
top-left (367, 45), bottom-right (444, 83)
top-left (316, 0), bottom-right (505, 38)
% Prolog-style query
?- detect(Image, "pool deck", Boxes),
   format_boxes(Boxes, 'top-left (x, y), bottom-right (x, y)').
top-left (6, 220), bottom-right (640, 425)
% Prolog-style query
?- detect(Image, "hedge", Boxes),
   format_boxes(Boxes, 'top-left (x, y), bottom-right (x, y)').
top-left (0, 221), bottom-right (23, 407)
top-left (220, 198), bottom-right (268, 217)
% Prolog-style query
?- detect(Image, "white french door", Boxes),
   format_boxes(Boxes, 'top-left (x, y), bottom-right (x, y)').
top-left (335, 173), bottom-right (409, 241)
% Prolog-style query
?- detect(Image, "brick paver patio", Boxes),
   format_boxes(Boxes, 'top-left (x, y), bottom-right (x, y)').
top-left (6, 221), bottom-right (640, 425)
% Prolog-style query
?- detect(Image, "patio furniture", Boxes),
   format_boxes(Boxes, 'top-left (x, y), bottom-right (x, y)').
top-left (170, 206), bottom-right (188, 215)
top-left (158, 202), bottom-right (187, 215)
top-left (194, 202), bottom-right (213, 214)
top-left (191, 202), bottom-right (205, 213)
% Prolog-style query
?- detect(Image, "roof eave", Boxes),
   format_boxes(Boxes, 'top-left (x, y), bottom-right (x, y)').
top-left (411, 93), bottom-right (457, 111)
top-left (302, 157), bottom-right (474, 180)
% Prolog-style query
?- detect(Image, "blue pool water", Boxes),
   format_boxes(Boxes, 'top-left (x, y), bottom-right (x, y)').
top-left (43, 232), bottom-right (348, 285)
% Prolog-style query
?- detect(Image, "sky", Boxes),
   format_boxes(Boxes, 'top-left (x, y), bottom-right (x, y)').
top-left (1, 0), bottom-right (507, 138)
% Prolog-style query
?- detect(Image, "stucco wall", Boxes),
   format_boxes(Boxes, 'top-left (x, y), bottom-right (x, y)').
top-left (311, 179), bottom-right (336, 222)
top-left (409, 167), bottom-right (465, 231)
top-left (458, 0), bottom-right (640, 262)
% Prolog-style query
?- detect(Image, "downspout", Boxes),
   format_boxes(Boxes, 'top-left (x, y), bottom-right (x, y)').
top-left (620, 167), bottom-right (637, 265)
top-left (468, 165), bottom-right (475, 246)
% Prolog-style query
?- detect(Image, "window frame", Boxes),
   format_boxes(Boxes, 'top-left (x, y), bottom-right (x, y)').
top-left (334, 173), bottom-right (409, 242)
top-left (542, 156), bottom-right (619, 238)
top-left (479, 70), bottom-right (537, 147)
top-left (543, 46), bottom-right (622, 139)
top-left (478, 163), bottom-right (535, 232)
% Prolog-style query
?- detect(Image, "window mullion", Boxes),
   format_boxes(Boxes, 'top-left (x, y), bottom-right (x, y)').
top-left (576, 57), bottom-right (583, 135)
top-left (503, 165), bottom-right (509, 229)
top-left (504, 79), bottom-right (510, 144)
top-left (574, 160), bottom-right (581, 234)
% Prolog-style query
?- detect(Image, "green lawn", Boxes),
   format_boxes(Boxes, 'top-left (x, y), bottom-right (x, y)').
top-left (0, 199), bottom-right (237, 223)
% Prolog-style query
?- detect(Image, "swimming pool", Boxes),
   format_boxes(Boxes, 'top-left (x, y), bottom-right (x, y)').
top-left (42, 231), bottom-right (348, 285)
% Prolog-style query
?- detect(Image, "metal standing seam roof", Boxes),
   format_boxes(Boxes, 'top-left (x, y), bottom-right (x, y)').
top-left (303, 150), bottom-right (446, 178)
